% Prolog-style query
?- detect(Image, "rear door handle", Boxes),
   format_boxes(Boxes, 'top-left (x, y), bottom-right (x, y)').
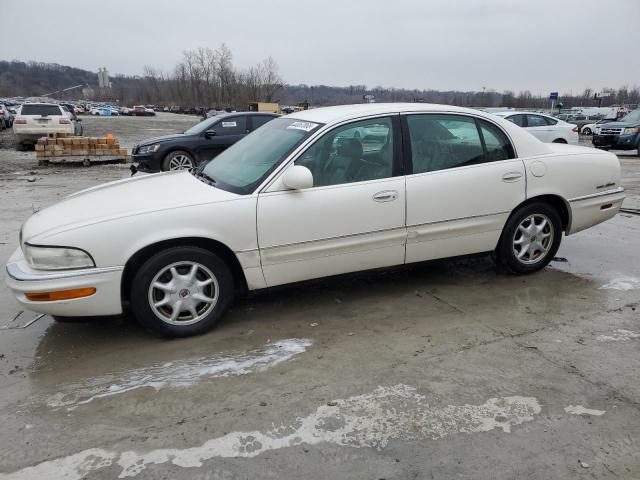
top-left (373, 190), bottom-right (399, 202)
top-left (502, 172), bottom-right (523, 182)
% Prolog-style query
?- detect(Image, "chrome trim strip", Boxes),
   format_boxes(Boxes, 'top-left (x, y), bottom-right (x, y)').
top-left (6, 263), bottom-right (123, 282)
top-left (569, 187), bottom-right (625, 202)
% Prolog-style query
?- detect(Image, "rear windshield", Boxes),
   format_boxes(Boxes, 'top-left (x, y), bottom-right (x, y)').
top-left (20, 104), bottom-right (62, 116)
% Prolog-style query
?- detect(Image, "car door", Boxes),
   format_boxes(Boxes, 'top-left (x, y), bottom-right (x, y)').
top-left (256, 115), bottom-right (406, 287)
top-left (197, 115), bottom-right (250, 161)
top-left (403, 113), bottom-right (526, 263)
top-left (525, 114), bottom-right (554, 142)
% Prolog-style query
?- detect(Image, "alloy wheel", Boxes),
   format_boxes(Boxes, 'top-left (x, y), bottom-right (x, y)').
top-left (168, 154), bottom-right (195, 171)
top-left (148, 261), bottom-right (219, 325)
top-left (512, 214), bottom-right (554, 265)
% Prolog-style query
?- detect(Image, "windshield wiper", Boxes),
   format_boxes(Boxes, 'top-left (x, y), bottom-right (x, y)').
top-left (191, 168), bottom-right (217, 186)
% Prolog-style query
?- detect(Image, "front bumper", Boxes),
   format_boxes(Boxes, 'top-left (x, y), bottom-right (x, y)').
top-left (5, 248), bottom-right (124, 317)
top-left (131, 150), bottom-right (163, 173)
top-left (593, 133), bottom-right (639, 150)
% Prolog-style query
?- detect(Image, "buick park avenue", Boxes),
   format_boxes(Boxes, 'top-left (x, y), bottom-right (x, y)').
top-left (6, 104), bottom-right (624, 337)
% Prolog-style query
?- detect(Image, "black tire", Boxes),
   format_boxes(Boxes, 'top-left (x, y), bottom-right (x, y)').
top-left (582, 127), bottom-right (592, 135)
top-left (130, 246), bottom-right (234, 337)
top-left (552, 138), bottom-right (567, 143)
top-left (161, 150), bottom-right (195, 172)
top-left (496, 202), bottom-right (562, 275)
top-left (16, 142), bottom-right (24, 151)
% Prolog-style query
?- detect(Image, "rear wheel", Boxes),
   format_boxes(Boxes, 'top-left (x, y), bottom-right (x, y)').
top-left (130, 247), bottom-right (234, 337)
top-left (582, 127), bottom-right (592, 135)
top-left (162, 150), bottom-right (195, 172)
top-left (552, 138), bottom-right (567, 143)
top-left (496, 202), bottom-right (562, 274)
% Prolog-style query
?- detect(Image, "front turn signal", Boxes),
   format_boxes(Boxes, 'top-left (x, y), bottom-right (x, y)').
top-left (25, 288), bottom-right (96, 302)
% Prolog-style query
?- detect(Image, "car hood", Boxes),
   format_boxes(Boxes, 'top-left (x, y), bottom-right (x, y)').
top-left (22, 172), bottom-right (238, 243)
top-left (136, 133), bottom-right (188, 146)
top-left (599, 121), bottom-right (628, 129)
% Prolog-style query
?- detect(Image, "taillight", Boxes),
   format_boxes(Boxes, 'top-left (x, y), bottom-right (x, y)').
top-left (14, 118), bottom-right (27, 124)
top-left (59, 118), bottom-right (71, 124)
top-left (572, 126), bottom-right (578, 132)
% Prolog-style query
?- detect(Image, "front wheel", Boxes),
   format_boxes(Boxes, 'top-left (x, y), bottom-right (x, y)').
top-left (162, 150), bottom-right (195, 171)
top-left (496, 202), bottom-right (562, 274)
top-left (130, 247), bottom-right (234, 337)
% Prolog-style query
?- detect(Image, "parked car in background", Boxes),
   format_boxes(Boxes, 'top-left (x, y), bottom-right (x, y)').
top-left (60, 105), bottom-right (83, 135)
top-left (581, 118), bottom-right (616, 135)
top-left (592, 108), bottom-right (640, 155)
top-left (12, 103), bottom-right (75, 148)
top-left (493, 111), bottom-right (579, 144)
top-left (0, 103), bottom-right (14, 129)
top-left (6, 104), bottom-right (624, 337)
top-left (132, 112), bottom-right (278, 172)
top-left (130, 105), bottom-right (156, 116)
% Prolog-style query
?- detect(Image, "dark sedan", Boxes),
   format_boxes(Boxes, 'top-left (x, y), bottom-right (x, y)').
top-left (132, 112), bottom-right (278, 172)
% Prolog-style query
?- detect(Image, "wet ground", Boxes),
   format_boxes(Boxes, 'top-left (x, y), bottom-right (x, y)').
top-left (0, 118), bottom-right (639, 479)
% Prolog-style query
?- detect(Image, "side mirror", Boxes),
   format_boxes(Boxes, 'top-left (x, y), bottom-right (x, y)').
top-left (282, 165), bottom-right (313, 190)
top-left (205, 130), bottom-right (216, 138)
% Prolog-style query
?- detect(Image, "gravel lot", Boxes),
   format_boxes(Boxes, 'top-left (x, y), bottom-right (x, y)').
top-left (0, 115), bottom-right (639, 479)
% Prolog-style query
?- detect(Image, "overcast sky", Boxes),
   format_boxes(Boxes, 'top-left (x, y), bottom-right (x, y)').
top-left (2, 0), bottom-right (638, 94)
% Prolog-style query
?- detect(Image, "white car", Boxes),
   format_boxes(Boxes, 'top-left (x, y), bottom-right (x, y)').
top-left (581, 119), bottom-right (616, 136)
top-left (493, 112), bottom-right (579, 144)
top-left (12, 103), bottom-right (75, 148)
top-left (5, 104), bottom-right (624, 337)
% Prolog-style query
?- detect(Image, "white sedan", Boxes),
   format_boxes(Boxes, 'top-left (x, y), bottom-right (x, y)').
top-left (5, 104), bottom-right (624, 337)
top-left (493, 111), bottom-right (579, 144)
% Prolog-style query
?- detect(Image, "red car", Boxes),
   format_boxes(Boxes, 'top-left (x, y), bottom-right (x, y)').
top-left (130, 105), bottom-right (156, 117)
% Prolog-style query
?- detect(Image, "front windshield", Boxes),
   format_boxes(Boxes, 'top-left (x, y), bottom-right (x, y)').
top-left (621, 109), bottom-right (640, 124)
top-left (184, 117), bottom-right (217, 135)
top-left (200, 117), bottom-right (322, 194)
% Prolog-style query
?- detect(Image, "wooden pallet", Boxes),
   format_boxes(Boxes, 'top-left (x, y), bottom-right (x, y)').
top-left (38, 155), bottom-right (132, 166)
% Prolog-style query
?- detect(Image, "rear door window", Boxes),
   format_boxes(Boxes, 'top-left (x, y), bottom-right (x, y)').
top-left (544, 117), bottom-right (558, 125)
top-left (505, 114), bottom-right (525, 127)
top-left (477, 120), bottom-right (515, 161)
top-left (20, 104), bottom-right (63, 116)
top-left (406, 114), bottom-right (485, 174)
top-left (526, 115), bottom-right (548, 127)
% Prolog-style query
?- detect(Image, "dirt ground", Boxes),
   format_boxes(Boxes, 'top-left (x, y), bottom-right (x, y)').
top-left (0, 115), bottom-right (639, 479)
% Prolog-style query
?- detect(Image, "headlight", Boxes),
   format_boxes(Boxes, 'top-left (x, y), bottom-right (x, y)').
top-left (137, 144), bottom-right (161, 154)
top-left (23, 244), bottom-right (95, 271)
top-left (623, 127), bottom-right (639, 135)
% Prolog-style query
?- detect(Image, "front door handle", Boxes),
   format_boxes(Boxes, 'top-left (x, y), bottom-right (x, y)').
top-left (373, 190), bottom-right (399, 202)
top-left (502, 172), bottom-right (523, 182)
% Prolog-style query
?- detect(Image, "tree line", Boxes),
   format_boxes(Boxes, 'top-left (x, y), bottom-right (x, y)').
top-left (0, 52), bottom-right (638, 110)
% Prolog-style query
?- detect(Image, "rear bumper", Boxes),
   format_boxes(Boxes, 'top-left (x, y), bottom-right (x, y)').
top-left (568, 187), bottom-right (625, 234)
top-left (5, 248), bottom-right (124, 317)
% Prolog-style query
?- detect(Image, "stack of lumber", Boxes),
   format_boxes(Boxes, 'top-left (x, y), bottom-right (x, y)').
top-left (35, 134), bottom-right (128, 158)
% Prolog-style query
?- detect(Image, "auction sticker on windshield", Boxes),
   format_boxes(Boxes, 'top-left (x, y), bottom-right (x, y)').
top-left (222, 121), bottom-right (237, 127)
top-left (287, 121), bottom-right (319, 132)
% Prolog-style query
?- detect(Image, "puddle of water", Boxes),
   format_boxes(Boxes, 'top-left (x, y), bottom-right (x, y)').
top-left (596, 329), bottom-right (640, 342)
top-left (600, 277), bottom-right (640, 291)
top-left (564, 405), bottom-right (605, 416)
top-left (45, 339), bottom-right (312, 410)
top-left (7, 385), bottom-right (542, 479)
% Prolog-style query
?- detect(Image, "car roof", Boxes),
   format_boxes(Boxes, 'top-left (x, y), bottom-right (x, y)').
top-left (493, 111), bottom-right (552, 117)
top-left (288, 103), bottom-right (518, 125)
